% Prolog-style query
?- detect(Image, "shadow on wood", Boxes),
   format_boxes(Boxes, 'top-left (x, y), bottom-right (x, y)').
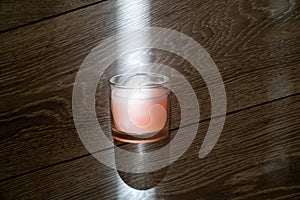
top-left (114, 135), bottom-right (170, 190)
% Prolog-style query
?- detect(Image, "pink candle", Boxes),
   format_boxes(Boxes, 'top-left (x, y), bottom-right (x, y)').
top-left (111, 88), bottom-right (168, 134)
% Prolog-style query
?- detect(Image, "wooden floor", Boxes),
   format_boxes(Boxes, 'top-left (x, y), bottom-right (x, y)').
top-left (0, 0), bottom-right (299, 199)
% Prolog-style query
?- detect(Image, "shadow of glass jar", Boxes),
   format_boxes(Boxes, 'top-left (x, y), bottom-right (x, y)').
top-left (114, 135), bottom-right (170, 190)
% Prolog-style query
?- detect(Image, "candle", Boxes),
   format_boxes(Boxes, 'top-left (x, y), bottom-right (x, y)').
top-left (111, 87), bottom-right (168, 134)
top-left (109, 73), bottom-right (170, 143)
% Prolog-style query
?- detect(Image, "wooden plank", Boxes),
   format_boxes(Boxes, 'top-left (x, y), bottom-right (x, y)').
top-left (0, 0), bottom-right (103, 32)
top-left (0, 0), bottom-right (300, 180)
top-left (0, 95), bottom-right (299, 199)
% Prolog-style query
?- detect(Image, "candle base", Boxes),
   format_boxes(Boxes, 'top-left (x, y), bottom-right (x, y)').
top-left (111, 126), bottom-right (169, 144)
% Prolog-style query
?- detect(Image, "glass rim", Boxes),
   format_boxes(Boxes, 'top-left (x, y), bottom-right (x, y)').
top-left (109, 73), bottom-right (169, 89)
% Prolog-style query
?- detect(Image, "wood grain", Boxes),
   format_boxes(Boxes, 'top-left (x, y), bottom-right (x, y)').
top-left (0, 0), bottom-right (299, 181)
top-left (0, 94), bottom-right (299, 199)
top-left (0, 0), bottom-right (104, 32)
top-left (0, 0), bottom-right (299, 198)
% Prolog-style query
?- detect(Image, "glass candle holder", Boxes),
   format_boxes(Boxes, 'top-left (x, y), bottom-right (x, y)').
top-left (109, 73), bottom-right (170, 143)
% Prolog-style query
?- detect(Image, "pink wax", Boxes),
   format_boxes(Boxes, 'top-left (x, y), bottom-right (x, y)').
top-left (111, 88), bottom-right (168, 134)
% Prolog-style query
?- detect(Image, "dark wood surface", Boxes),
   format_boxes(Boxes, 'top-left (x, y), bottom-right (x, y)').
top-left (0, 0), bottom-right (299, 199)
top-left (0, 0), bottom-right (104, 32)
top-left (1, 95), bottom-right (299, 199)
